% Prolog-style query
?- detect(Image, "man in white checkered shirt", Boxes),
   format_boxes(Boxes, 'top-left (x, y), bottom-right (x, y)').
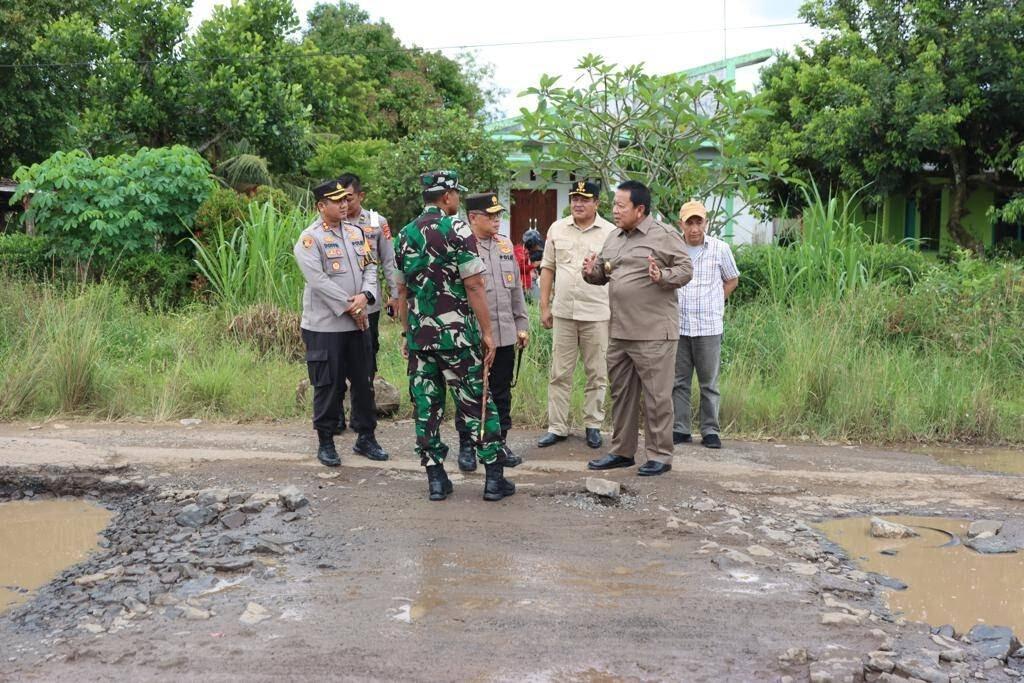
top-left (673, 200), bottom-right (740, 449)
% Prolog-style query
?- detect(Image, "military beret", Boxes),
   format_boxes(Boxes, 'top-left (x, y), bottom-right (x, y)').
top-left (465, 192), bottom-right (505, 214)
top-left (420, 170), bottom-right (468, 193)
top-left (313, 179), bottom-right (352, 202)
top-left (568, 178), bottom-right (602, 198)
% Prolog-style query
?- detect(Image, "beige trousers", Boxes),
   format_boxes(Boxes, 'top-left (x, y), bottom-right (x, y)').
top-left (606, 338), bottom-right (678, 463)
top-left (547, 317), bottom-right (609, 435)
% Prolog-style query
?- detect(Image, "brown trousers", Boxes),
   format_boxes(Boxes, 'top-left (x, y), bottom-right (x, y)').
top-left (606, 338), bottom-right (678, 464)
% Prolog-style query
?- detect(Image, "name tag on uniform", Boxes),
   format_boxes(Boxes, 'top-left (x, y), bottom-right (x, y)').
top-left (499, 254), bottom-right (514, 261)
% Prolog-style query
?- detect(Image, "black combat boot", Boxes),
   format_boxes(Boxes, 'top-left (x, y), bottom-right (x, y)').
top-left (457, 431), bottom-right (476, 472)
top-left (316, 430), bottom-right (341, 467)
top-left (499, 430), bottom-right (522, 468)
top-left (483, 462), bottom-right (515, 501)
top-left (353, 432), bottom-right (389, 461)
top-left (425, 464), bottom-right (453, 501)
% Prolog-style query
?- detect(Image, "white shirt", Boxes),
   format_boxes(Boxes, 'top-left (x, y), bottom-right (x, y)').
top-left (677, 233), bottom-right (739, 337)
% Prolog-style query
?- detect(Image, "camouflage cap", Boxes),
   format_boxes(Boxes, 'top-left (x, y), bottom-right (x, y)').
top-left (420, 170), bottom-right (468, 193)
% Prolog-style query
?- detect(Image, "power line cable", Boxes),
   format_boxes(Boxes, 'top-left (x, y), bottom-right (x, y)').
top-left (0, 20), bottom-right (808, 70)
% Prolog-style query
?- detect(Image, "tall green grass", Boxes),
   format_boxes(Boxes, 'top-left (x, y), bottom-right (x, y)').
top-left (190, 202), bottom-right (309, 312)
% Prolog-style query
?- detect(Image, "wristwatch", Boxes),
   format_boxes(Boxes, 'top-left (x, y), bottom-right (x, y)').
top-left (362, 290), bottom-right (376, 305)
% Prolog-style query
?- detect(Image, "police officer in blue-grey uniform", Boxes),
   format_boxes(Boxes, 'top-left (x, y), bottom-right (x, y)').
top-left (333, 172), bottom-right (399, 434)
top-left (293, 179), bottom-right (389, 466)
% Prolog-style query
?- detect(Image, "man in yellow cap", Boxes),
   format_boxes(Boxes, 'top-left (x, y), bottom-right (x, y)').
top-left (672, 200), bottom-right (740, 449)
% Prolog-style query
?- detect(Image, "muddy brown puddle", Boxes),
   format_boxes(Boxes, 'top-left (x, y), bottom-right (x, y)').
top-left (917, 446), bottom-right (1024, 475)
top-left (819, 516), bottom-right (1024, 635)
top-left (0, 499), bottom-right (112, 613)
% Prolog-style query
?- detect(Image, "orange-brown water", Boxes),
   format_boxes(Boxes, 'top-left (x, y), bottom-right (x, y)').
top-left (0, 499), bottom-right (112, 613)
top-left (818, 516), bottom-right (1024, 635)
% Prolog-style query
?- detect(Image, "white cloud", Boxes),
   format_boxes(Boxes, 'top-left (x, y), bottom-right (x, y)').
top-left (189, 0), bottom-right (821, 116)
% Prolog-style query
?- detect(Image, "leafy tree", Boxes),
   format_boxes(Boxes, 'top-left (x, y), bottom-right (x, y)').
top-left (303, 1), bottom-right (487, 139)
top-left (0, 0), bottom-right (103, 172)
top-left (519, 54), bottom-right (773, 231)
top-left (372, 109), bottom-right (510, 225)
top-left (741, 0), bottom-right (1024, 251)
top-left (305, 138), bottom-right (392, 191)
top-left (12, 146), bottom-right (213, 264)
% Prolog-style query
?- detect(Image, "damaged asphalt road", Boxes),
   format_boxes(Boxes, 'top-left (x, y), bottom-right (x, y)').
top-left (2, 421), bottom-right (1024, 681)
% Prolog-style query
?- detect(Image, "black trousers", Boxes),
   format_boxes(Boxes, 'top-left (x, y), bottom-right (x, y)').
top-left (456, 344), bottom-right (514, 435)
top-left (339, 310), bottom-right (380, 412)
top-left (302, 328), bottom-right (377, 435)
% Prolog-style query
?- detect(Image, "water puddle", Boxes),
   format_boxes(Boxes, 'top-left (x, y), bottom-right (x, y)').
top-left (917, 446), bottom-right (1024, 476)
top-left (818, 516), bottom-right (1024, 634)
top-left (0, 499), bottom-right (112, 613)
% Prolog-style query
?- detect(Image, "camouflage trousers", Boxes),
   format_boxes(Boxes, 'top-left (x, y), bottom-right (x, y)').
top-left (408, 347), bottom-right (502, 466)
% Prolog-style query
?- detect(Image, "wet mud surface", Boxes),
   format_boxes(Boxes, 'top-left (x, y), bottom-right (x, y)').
top-left (1, 421), bottom-right (1023, 681)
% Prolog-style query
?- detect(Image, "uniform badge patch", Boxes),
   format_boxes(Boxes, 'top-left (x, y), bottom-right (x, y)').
top-left (324, 236), bottom-right (334, 243)
top-left (325, 247), bottom-right (342, 258)
top-left (504, 272), bottom-right (514, 285)
top-left (302, 236), bottom-right (313, 249)
top-left (499, 240), bottom-right (513, 254)
top-left (346, 227), bottom-right (360, 240)
top-left (331, 261), bottom-right (341, 271)
top-left (381, 221), bottom-right (391, 239)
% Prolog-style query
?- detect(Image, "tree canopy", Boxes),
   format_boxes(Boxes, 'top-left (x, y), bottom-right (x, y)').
top-left (0, 0), bottom-right (493, 178)
top-left (741, 0), bottom-right (1024, 250)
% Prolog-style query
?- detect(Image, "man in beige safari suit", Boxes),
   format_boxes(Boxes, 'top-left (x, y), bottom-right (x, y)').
top-left (582, 180), bottom-right (692, 476)
top-left (537, 179), bottom-right (616, 450)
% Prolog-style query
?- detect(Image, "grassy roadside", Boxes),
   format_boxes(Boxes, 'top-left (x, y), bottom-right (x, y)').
top-left (0, 272), bottom-right (1021, 444)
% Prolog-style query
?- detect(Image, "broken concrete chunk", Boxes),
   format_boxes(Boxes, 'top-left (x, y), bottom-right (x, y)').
top-left (278, 486), bottom-right (309, 512)
top-left (967, 519), bottom-right (1004, 539)
top-left (584, 477), bottom-right (620, 499)
top-left (869, 517), bottom-right (919, 539)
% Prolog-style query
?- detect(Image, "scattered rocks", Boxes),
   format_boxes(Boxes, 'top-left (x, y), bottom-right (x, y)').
top-left (220, 511), bottom-right (248, 530)
top-left (868, 572), bottom-right (908, 591)
top-left (179, 605), bottom-right (212, 621)
top-left (894, 655), bottom-right (948, 683)
top-left (778, 648), bottom-right (809, 666)
top-left (967, 624), bottom-right (1020, 661)
top-left (278, 486), bottom-right (308, 512)
top-left (967, 520), bottom-right (1004, 539)
top-left (240, 493), bottom-right (278, 514)
top-left (239, 602), bottom-right (271, 626)
top-left (818, 574), bottom-right (873, 596)
top-left (746, 545), bottom-right (775, 558)
top-left (585, 477), bottom-right (620, 499)
top-left (373, 377), bottom-right (400, 416)
top-left (870, 517), bottom-right (919, 539)
top-left (711, 549), bottom-right (756, 569)
top-left (820, 611), bottom-right (861, 626)
top-left (865, 651), bottom-right (895, 673)
top-left (810, 657), bottom-right (863, 682)
top-left (786, 562), bottom-right (819, 577)
top-left (759, 527), bottom-right (794, 544)
top-left (965, 535), bottom-right (1019, 554)
top-left (175, 503), bottom-right (217, 528)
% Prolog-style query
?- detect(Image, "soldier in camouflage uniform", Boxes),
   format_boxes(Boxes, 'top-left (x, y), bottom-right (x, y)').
top-left (394, 170), bottom-right (513, 502)
top-left (333, 172), bottom-right (399, 434)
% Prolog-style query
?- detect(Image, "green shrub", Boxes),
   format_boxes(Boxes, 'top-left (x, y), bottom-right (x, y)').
top-left (12, 146), bottom-right (213, 265)
top-left (193, 187), bottom-right (248, 241)
top-left (250, 186), bottom-right (295, 213)
top-left (105, 252), bottom-right (198, 309)
top-left (304, 138), bottom-right (392, 191)
top-left (0, 233), bottom-right (53, 279)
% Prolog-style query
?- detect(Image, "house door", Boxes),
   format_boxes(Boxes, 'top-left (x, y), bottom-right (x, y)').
top-left (510, 189), bottom-right (558, 244)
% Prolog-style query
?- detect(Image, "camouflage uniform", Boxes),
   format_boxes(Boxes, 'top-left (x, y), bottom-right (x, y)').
top-left (394, 200), bottom-right (502, 467)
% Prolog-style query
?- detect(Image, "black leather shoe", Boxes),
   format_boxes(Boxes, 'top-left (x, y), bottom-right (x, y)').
top-left (425, 464), bottom-right (453, 501)
top-left (537, 432), bottom-right (567, 448)
top-left (702, 434), bottom-right (722, 449)
top-left (333, 412), bottom-right (347, 435)
top-left (637, 461), bottom-right (672, 476)
top-left (587, 454), bottom-right (635, 470)
top-left (499, 444), bottom-right (522, 468)
top-left (316, 431), bottom-right (341, 467)
top-left (585, 428), bottom-right (603, 449)
top-left (457, 432), bottom-right (476, 472)
top-left (353, 432), bottom-right (389, 461)
top-left (673, 432), bottom-right (692, 445)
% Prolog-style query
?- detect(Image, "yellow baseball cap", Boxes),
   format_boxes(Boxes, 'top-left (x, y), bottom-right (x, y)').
top-left (679, 200), bottom-right (707, 222)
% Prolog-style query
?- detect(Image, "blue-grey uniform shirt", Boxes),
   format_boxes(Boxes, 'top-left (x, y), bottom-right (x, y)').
top-left (294, 216), bottom-right (378, 333)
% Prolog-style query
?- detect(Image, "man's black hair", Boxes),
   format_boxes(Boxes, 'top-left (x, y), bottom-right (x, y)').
top-left (617, 180), bottom-right (652, 216)
top-left (338, 172), bottom-right (362, 192)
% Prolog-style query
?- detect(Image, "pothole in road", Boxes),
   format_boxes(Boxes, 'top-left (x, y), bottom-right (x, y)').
top-left (917, 446), bottom-right (1024, 475)
top-left (819, 516), bottom-right (1024, 635)
top-left (0, 499), bottom-right (112, 613)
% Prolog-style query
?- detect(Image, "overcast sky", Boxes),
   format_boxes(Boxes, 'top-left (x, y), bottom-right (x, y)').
top-left (189, 0), bottom-right (821, 117)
